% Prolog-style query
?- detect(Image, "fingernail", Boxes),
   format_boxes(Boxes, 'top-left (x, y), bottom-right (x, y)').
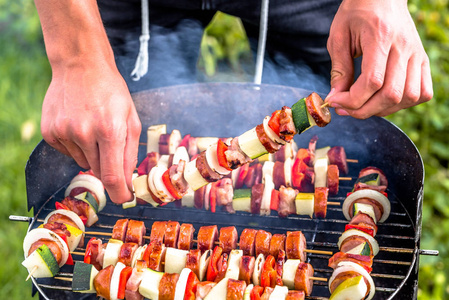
top-left (336, 108), bottom-right (349, 116)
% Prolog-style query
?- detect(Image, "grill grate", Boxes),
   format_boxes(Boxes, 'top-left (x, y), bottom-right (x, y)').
top-left (22, 174), bottom-right (418, 300)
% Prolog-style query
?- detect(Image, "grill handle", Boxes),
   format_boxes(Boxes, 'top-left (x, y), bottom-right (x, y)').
top-left (419, 249), bottom-right (439, 256)
top-left (9, 215), bottom-right (32, 223)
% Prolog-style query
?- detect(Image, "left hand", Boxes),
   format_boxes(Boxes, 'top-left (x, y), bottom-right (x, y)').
top-left (326, 0), bottom-right (433, 119)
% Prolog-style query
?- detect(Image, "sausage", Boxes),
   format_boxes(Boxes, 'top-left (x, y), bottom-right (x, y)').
top-left (269, 234), bottom-right (286, 258)
top-left (28, 239), bottom-right (63, 265)
top-left (126, 220), bottom-right (146, 246)
top-left (194, 186), bottom-right (206, 209)
top-left (125, 267), bottom-right (145, 300)
top-left (272, 161), bottom-right (286, 190)
top-left (349, 213), bottom-right (378, 235)
top-left (285, 231), bottom-right (307, 262)
top-left (286, 290), bottom-right (305, 300)
top-left (94, 265), bottom-right (114, 299)
top-left (112, 219), bottom-right (129, 242)
top-left (164, 221), bottom-right (180, 248)
top-left (250, 183), bottom-right (264, 214)
top-left (86, 238), bottom-right (104, 271)
top-left (47, 213), bottom-right (79, 230)
top-left (255, 230), bottom-right (272, 257)
top-left (42, 222), bottom-right (71, 238)
top-left (150, 221), bottom-right (167, 244)
top-left (178, 223), bottom-right (195, 250)
top-left (238, 256), bottom-right (255, 285)
top-left (226, 279), bottom-right (247, 300)
top-left (239, 228), bottom-right (257, 256)
top-left (186, 249), bottom-right (202, 279)
top-left (118, 242), bottom-right (138, 267)
top-left (275, 249), bottom-right (286, 286)
top-left (305, 92), bottom-right (331, 127)
top-left (219, 226), bottom-right (239, 254)
top-left (256, 124), bottom-right (281, 153)
top-left (358, 166), bottom-right (388, 187)
top-left (327, 146), bottom-right (348, 175)
top-left (159, 273), bottom-right (180, 300)
top-left (340, 236), bottom-right (373, 256)
top-left (147, 241), bottom-right (166, 271)
top-left (196, 281), bottom-right (217, 300)
top-left (197, 225), bottom-right (218, 254)
top-left (314, 187), bottom-right (329, 218)
top-left (260, 287), bottom-right (274, 300)
top-left (215, 253), bottom-right (228, 282)
top-left (294, 262), bottom-right (314, 296)
top-left (327, 164), bottom-right (339, 195)
top-left (197, 151), bottom-right (222, 182)
top-left (169, 161), bottom-right (189, 197)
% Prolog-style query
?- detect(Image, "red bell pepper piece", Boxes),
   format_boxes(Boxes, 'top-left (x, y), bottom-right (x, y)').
top-left (137, 156), bottom-right (151, 176)
top-left (161, 168), bottom-right (183, 199)
top-left (268, 110), bottom-right (281, 135)
top-left (117, 266), bottom-right (133, 299)
top-left (260, 255), bottom-right (277, 288)
top-left (235, 164), bottom-right (249, 189)
top-left (55, 201), bottom-right (70, 211)
top-left (345, 224), bottom-right (375, 237)
top-left (209, 182), bottom-right (218, 213)
top-left (206, 246), bottom-right (223, 282)
top-left (215, 253), bottom-right (228, 282)
top-left (250, 286), bottom-right (264, 300)
top-left (184, 271), bottom-right (200, 300)
top-left (84, 237), bottom-right (96, 264)
top-left (217, 139), bottom-right (232, 171)
top-left (270, 189), bottom-right (280, 211)
top-left (57, 234), bottom-right (73, 265)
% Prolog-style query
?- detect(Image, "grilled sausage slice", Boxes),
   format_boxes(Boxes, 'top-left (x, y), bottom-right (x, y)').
top-left (269, 234), bottom-right (286, 259)
top-left (150, 221), bottom-right (167, 244)
top-left (255, 230), bottom-right (272, 257)
top-left (239, 228), bottom-right (257, 256)
top-left (164, 221), bottom-right (180, 248)
top-left (178, 223), bottom-right (195, 250)
top-left (294, 262), bottom-right (314, 296)
top-left (112, 219), bottom-right (129, 242)
top-left (285, 231), bottom-right (307, 262)
top-left (219, 226), bottom-right (239, 254)
top-left (197, 225), bottom-right (218, 254)
top-left (126, 220), bottom-right (146, 246)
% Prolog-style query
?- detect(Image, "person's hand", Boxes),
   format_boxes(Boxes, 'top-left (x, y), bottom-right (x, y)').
top-left (41, 60), bottom-right (141, 204)
top-left (326, 0), bottom-right (433, 118)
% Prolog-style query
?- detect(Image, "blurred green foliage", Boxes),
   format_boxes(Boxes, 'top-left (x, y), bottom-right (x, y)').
top-left (1, 0), bottom-right (448, 299)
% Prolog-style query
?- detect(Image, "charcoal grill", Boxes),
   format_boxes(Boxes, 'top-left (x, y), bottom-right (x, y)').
top-left (13, 83), bottom-right (438, 299)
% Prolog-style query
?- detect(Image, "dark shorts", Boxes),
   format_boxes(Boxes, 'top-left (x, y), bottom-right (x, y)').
top-left (97, 0), bottom-right (342, 94)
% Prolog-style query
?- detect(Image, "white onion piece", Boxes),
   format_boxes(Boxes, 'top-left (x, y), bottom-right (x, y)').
top-left (131, 245), bottom-right (147, 268)
top-left (174, 268), bottom-right (192, 300)
top-left (342, 189), bottom-right (391, 222)
top-left (110, 262), bottom-right (126, 300)
top-left (199, 249), bottom-right (212, 281)
top-left (44, 209), bottom-right (85, 233)
top-left (262, 161), bottom-right (274, 183)
top-left (153, 166), bottom-right (175, 203)
top-left (337, 229), bottom-right (379, 256)
top-left (284, 157), bottom-right (292, 187)
top-left (329, 261), bottom-right (375, 300)
top-left (70, 173), bottom-right (104, 189)
top-left (262, 116), bottom-right (285, 145)
top-left (148, 166), bottom-right (160, 199)
top-left (23, 228), bottom-right (69, 267)
top-left (205, 143), bottom-right (231, 175)
top-left (65, 180), bottom-right (107, 212)
top-left (173, 146), bottom-right (190, 165)
top-left (252, 254), bottom-right (265, 286)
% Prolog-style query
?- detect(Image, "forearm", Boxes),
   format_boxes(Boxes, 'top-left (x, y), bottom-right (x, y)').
top-left (34, 0), bottom-right (114, 72)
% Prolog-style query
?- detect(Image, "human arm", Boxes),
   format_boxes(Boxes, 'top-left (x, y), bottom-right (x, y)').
top-left (326, 0), bottom-right (433, 119)
top-left (35, 0), bottom-right (141, 203)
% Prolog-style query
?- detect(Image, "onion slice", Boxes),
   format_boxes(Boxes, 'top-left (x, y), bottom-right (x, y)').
top-left (263, 116), bottom-right (285, 145)
top-left (342, 189), bottom-right (391, 223)
top-left (337, 229), bottom-right (379, 256)
top-left (23, 228), bottom-right (69, 267)
top-left (329, 261), bottom-right (375, 300)
top-left (44, 209), bottom-right (86, 233)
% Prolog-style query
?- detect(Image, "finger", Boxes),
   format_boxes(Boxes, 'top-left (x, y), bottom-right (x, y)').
top-left (420, 57), bottom-right (434, 103)
top-left (68, 126), bottom-right (102, 177)
top-left (44, 136), bottom-right (71, 157)
top-left (98, 129), bottom-right (133, 204)
top-left (332, 39), bottom-right (391, 110)
top-left (123, 110), bottom-right (141, 191)
top-left (327, 26), bottom-right (354, 95)
top-left (58, 138), bottom-right (91, 170)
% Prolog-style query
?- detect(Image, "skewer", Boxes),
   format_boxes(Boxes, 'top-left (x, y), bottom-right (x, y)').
top-left (339, 177), bottom-right (352, 181)
top-left (54, 276), bottom-right (73, 282)
top-left (81, 231), bottom-right (334, 256)
top-left (26, 266), bottom-right (38, 281)
top-left (320, 102), bottom-right (330, 109)
top-left (346, 158), bottom-right (358, 163)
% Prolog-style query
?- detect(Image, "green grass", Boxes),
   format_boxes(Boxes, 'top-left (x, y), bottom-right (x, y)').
top-left (1, 1), bottom-right (448, 299)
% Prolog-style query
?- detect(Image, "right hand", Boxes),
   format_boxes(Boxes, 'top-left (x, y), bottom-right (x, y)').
top-left (41, 60), bottom-right (142, 204)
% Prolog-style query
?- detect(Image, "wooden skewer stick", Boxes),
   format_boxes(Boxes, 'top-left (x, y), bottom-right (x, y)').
top-left (346, 158), bottom-right (358, 163)
top-left (320, 102), bottom-right (330, 109)
top-left (311, 276), bottom-right (327, 282)
top-left (81, 232), bottom-right (334, 256)
top-left (55, 276), bottom-right (73, 282)
top-left (339, 177), bottom-right (352, 181)
top-left (26, 266), bottom-right (38, 281)
top-left (327, 201), bottom-right (340, 206)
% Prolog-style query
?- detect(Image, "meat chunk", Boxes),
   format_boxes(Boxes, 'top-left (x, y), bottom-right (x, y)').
top-left (278, 186), bottom-right (298, 217)
top-left (126, 220), bottom-right (146, 246)
top-left (239, 228), bottom-right (257, 256)
top-left (219, 226), bottom-right (239, 254)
